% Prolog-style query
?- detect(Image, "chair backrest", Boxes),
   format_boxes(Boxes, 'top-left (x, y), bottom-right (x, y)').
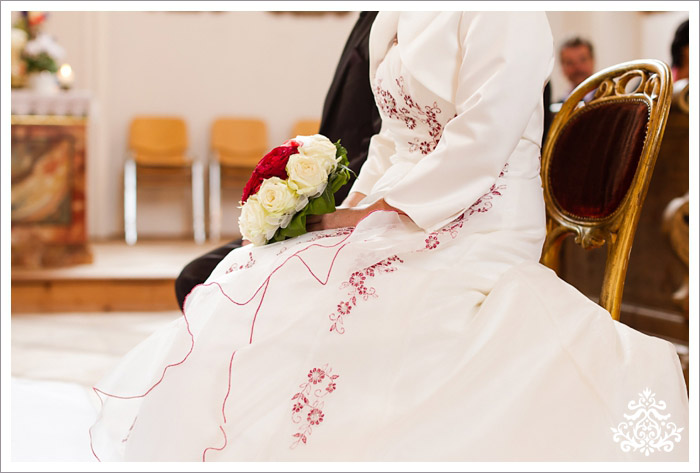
top-left (129, 117), bottom-right (189, 166)
top-left (291, 119), bottom-right (321, 137)
top-left (211, 118), bottom-right (268, 168)
top-left (540, 60), bottom-right (672, 320)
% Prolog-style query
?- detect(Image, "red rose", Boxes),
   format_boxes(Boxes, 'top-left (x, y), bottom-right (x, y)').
top-left (240, 143), bottom-right (300, 203)
top-left (240, 172), bottom-right (263, 203)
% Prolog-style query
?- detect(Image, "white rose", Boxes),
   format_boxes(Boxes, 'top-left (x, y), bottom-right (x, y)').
top-left (295, 134), bottom-right (339, 174)
top-left (238, 195), bottom-right (277, 246)
top-left (257, 177), bottom-right (299, 216)
top-left (286, 153), bottom-right (328, 198)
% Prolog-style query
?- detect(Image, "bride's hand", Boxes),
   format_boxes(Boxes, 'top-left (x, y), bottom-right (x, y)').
top-left (306, 199), bottom-right (405, 232)
top-left (307, 207), bottom-right (368, 232)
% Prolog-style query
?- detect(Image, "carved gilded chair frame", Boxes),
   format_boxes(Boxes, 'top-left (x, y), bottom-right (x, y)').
top-left (540, 60), bottom-right (672, 320)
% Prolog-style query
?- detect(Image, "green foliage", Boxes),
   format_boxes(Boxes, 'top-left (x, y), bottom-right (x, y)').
top-left (268, 141), bottom-right (354, 244)
top-left (23, 51), bottom-right (57, 73)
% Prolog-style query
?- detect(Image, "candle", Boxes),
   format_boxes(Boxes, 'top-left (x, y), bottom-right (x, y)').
top-left (57, 63), bottom-right (74, 89)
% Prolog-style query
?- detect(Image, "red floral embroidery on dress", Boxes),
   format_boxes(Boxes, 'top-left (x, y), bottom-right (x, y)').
top-left (374, 76), bottom-right (444, 155)
top-left (225, 252), bottom-right (255, 273)
top-left (308, 227), bottom-right (354, 242)
top-left (329, 255), bottom-right (404, 334)
top-left (421, 164), bottom-right (510, 251)
top-left (290, 363), bottom-right (339, 448)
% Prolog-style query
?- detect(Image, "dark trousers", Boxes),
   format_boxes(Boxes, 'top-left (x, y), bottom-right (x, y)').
top-left (175, 239), bottom-right (242, 310)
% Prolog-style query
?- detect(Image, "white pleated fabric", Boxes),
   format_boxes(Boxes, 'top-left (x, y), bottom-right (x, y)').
top-left (89, 12), bottom-right (689, 462)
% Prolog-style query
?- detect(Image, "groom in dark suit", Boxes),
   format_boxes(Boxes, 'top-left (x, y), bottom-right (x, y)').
top-left (175, 12), bottom-right (381, 310)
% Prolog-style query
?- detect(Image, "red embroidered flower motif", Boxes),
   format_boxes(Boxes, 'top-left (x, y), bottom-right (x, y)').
top-left (425, 234), bottom-right (439, 250)
top-left (307, 408), bottom-right (324, 425)
top-left (348, 272), bottom-right (365, 287)
top-left (308, 368), bottom-right (326, 384)
top-left (241, 142), bottom-right (300, 203)
top-left (374, 76), bottom-right (444, 156)
top-left (291, 364), bottom-right (339, 448)
top-left (226, 252), bottom-right (256, 273)
top-left (329, 255), bottom-right (404, 334)
top-left (420, 164), bottom-right (509, 251)
top-left (337, 301), bottom-right (353, 315)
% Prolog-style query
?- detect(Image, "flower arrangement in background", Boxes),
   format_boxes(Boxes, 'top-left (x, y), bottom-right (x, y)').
top-left (12, 11), bottom-right (66, 89)
top-left (22, 33), bottom-right (65, 74)
top-left (14, 11), bottom-right (49, 39)
top-left (238, 134), bottom-right (353, 246)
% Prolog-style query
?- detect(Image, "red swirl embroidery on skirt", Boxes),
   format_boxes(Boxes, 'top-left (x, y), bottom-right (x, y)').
top-left (329, 255), bottom-right (404, 334)
top-left (290, 363), bottom-right (339, 448)
top-left (226, 252), bottom-right (255, 273)
top-left (421, 164), bottom-right (509, 251)
top-left (374, 76), bottom-right (444, 155)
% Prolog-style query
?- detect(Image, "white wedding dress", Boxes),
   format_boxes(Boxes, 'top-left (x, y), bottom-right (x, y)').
top-left (90, 12), bottom-right (689, 462)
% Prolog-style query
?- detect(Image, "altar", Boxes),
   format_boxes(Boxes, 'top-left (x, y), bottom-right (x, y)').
top-left (11, 90), bottom-right (93, 268)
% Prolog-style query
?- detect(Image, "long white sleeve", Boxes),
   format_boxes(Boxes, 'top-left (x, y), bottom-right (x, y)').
top-left (348, 119), bottom-right (396, 196)
top-left (382, 12), bottom-right (554, 232)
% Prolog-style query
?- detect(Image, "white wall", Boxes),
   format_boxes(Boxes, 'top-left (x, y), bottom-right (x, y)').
top-left (35, 10), bottom-right (689, 241)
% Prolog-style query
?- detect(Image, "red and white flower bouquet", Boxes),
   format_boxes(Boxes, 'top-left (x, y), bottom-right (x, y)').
top-left (238, 134), bottom-right (352, 246)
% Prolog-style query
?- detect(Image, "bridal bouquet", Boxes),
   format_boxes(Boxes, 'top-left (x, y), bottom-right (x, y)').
top-left (238, 134), bottom-right (352, 246)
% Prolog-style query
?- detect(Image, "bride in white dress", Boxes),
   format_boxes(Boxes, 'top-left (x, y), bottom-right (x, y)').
top-left (90, 12), bottom-right (689, 461)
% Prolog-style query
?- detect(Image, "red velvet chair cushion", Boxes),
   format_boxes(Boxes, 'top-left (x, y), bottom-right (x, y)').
top-left (549, 100), bottom-right (650, 219)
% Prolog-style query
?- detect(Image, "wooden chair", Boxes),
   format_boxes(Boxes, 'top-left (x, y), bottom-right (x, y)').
top-left (208, 118), bottom-right (268, 241)
top-left (291, 119), bottom-right (321, 137)
top-left (540, 60), bottom-right (673, 321)
top-left (124, 117), bottom-right (205, 245)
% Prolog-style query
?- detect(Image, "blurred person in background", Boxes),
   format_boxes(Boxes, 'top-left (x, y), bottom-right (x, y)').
top-left (671, 19), bottom-right (689, 90)
top-left (558, 36), bottom-right (596, 102)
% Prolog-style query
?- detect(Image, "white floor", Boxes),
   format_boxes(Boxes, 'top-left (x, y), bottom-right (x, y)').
top-left (10, 311), bottom-right (181, 462)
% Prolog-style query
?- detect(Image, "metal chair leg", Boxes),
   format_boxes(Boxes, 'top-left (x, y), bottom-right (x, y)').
top-left (209, 161), bottom-right (222, 242)
top-left (124, 158), bottom-right (138, 245)
top-left (192, 160), bottom-right (206, 244)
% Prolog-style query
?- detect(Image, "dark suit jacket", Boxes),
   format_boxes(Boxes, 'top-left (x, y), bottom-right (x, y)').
top-left (319, 11), bottom-right (382, 204)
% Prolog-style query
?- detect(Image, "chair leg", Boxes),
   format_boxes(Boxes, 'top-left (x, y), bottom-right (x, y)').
top-left (124, 159), bottom-right (138, 245)
top-left (209, 161), bottom-right (222, 242)
top-left (192, 161), bottom-right (206, 244)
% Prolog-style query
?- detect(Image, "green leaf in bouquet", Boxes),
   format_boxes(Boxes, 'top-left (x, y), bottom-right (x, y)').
top-left (306, 185), bottom-right (336, 215)
top-left (334, 140), bottom-right (349, 168)
top-left (271, 212), bottom-right (307, 242)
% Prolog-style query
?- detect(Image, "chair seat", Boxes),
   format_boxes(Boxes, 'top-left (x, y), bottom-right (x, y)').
top-left (133, 153), bottom-right (191, 167)
top-left (217, 150), bottom-right (264, 168)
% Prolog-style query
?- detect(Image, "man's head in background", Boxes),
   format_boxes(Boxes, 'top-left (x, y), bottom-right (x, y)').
top-left (560, 37), bottom-right (595, 91)
top-left (671, 19), bottom-right (689, 82)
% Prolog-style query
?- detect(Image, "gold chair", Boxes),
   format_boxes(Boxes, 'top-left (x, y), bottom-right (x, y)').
top-left (291, 119), bottom-right (321, 137)
top-left (124, 117), bottom-right (205, 245)
top-left (540, 60), bottom-right (672, 321)
top-left (208, 118), bottom-right (268, 241)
